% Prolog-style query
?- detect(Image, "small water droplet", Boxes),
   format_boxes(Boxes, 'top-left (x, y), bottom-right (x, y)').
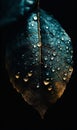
top-left (37, 42), bottom-right (42, 47)
top-left (22, 54), bottom-right (24, 57)
top-left (70, 50), bottom-right (73, 54)
top-left (56, 58), bottom-right (59, 62)
top-left (30, 70), bottom-right (33, 72)
top-left (64, 73), bottom-right (67, 76)
top-left (67, 58), bottom-right (71, 63)
top-left (33, 45), bottom-right (36, 48)
top-left (61, 37), bottom-right (64, 41)
top-left (66, 65), bottom-right (69, 69)
top-left (52, 68), bottom-right (55, 72)
top-left (69, 67), bottom-right (73, 72)
top-left (35, 58), bottom-right (38, 61)
top-left (28, 72), bottom-right (32, 77)
top-left (15, 75), bottom-right (20, 79)
top-left (51, 78), bottom-right (53, 80)
top-left (53, 52), bottom-right (56, 56)
top-left (48, 86), bottom-right (52, 91)
top-left (57, 39), bottom-right (60, 43)
top-left (46, 78), bottom-right (50, 81)
top-left (44, 56), bottom-right (48, 61)
top-left (32, 23), bottom-right (34, 26)
top-left (48, 50), bottom-right (50, 54)
top-left (35, 53), bottom-right (38, 57)
top-left (66, 46), bottom-right (69, 49)
top-left (43, 81), bottom-right (50, 85)
top-left (44, 64), bottom-right (47, 68)
top-left (60, 47), bottom-right (62, 50)
top-left (15, 72), bottom-right (20, 79)
top-left (63, 77), bottom-right (66, 81)
top-left (23, 78), bottom-right (29, 82)
top-left (66, 50), bottom-right (69, 53)
top-left (36, 83), bottom-right (40, 88)
top-left (51, 57), bottom-right (54, 60)
top-left (57, 67), bottom-right (60, 71)
top-left (46, 72), bottom-right (49, 76)
top-left (33, 16), bottom-right (37, 21)
top-left (68, 39), bottom-right (71, 42)
top-left (53, 30), bottom-right (56, 35)
top-left (70, 55), bottom-right (73, 59)
top-left (32, 61), bottom-right (35, 64)
top-left (46, 26), bottom-right (48, 29)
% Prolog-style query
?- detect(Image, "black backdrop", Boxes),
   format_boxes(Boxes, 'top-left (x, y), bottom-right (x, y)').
top-left (0, 0), bottom-right (77, 129)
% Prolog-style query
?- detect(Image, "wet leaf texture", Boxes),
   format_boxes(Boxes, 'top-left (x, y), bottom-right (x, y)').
top-left (6, 0), bottom-right (73, 118)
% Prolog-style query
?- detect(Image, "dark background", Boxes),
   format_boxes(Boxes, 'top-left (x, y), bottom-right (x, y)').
top-left (0, 0), bottom-right (77, 129)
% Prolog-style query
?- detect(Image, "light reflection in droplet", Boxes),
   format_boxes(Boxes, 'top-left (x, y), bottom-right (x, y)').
top-left (43, 81), bottom-right (50, 85)
top-left (23, 78), bottom-right (29, 82)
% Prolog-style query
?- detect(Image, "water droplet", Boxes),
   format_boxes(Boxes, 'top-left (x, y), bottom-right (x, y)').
top-left (66, 50), bottom-right (69, 53)
top-left (57, 67), bottom-right (60, 71)
top-left (53, 52), bottom-right (56, 56)
top-left (67, 58), bottom-right (71, 64)
top-left (70, 55), bottom-right (73, 59)
top-left (36, 83), bottom-right (40, 88)
top-left (61, 37), bottom-right (64, 41)
top-left (60, 47), bottom-right (62, 50)
top-left (15, 75), bottom-right (20, 79)
top-left (51, 57), bottom-right (54, 60)
top-left (32, 61), bottom-right (35, 64)
top-left (48, 86), bottom-right (52, 91)
top-left (15, 72), bottom-right (20, 79)
top-left (69, 67), bottom-right (73, 72)
top-left (46, 26), bottom-right (48, 29)
top-left (28, 72), bottom-right (32, 77)
top-left (22, 54), bottom-right (24, 57)
top-left (52, 30), bottom-right (56, 35)
top-left (28, 0), bottom-right (34, 4)
top-left (52, 68), bottom-right (55, 72)
top-left (70, 50), bottom-right (73, 54)
top-left (51, 78), bottom-right (53, 80)
top-left (37, 42), bottom-right (42, 47)
top-left (23, 78), bottom-right (29, 82)
top-left (48, 50), bottom-right (50, 54)
top-left (68, 39), bottom-right (71, 42)
top-left (35, 53), bottom-right (38, 57)
top-left (46, 72), bottom-right (49, 76)
top-left (33, 16), bottom-right (37, 21)
top-left (56, 58), bottom-right (59, 62)
top-left (44, 56), bottom-right (48, 61)
top-left (66, 65), bottom-right (68, 68)
top-left (43, 81), bottom-right (50, 85)
top-left (33, 45), bottom-right (36, 48)
top-left (44, 64), bottom-right (47, 68)
top-left (66, 46), bottom-right (69, 49)
top-left (30, 70), bottom-right (33, 73)
top-left (51, 42), bottom-right (54, 45)
top-left (63, 77), bottom-right (66, 81)
top-left (64, 73), bottom-right (67, 76)
top-left (32, 23), bottom-right (34, 26)
top-left (57, 39), bottom-right (60, 43)
top-left (35, 58), bottom-right (38, 61)
top-left (46, 78), bottom-right (50, 81)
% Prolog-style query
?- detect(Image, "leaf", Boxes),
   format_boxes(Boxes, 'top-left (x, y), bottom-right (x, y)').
top-left (5, 0), bottom-right (73, 118)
